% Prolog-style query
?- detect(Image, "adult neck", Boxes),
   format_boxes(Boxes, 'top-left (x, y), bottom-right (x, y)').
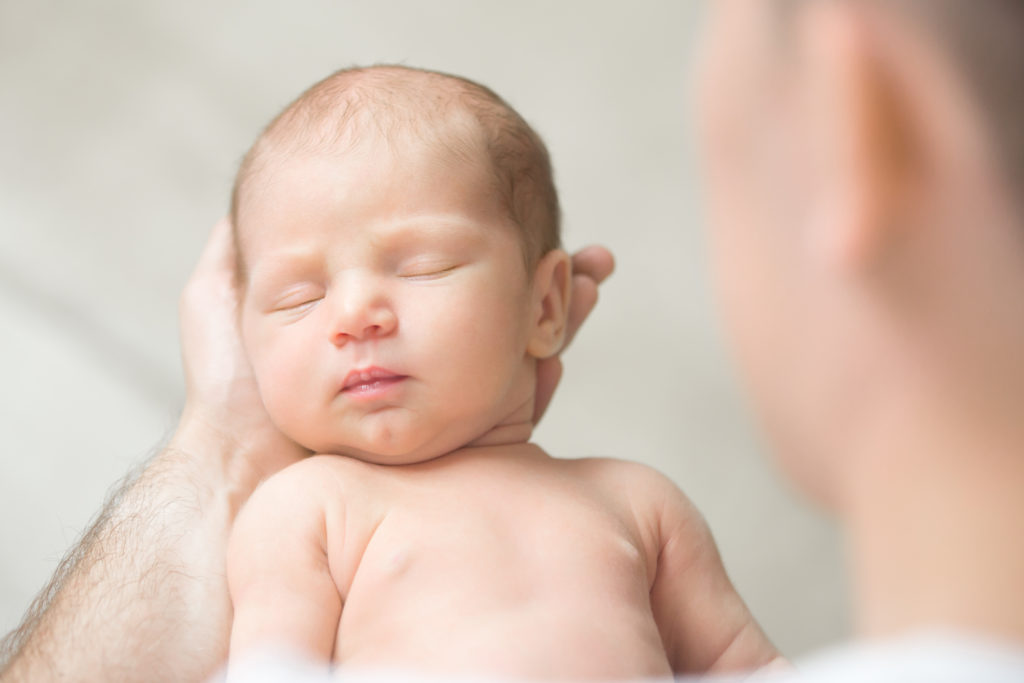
top-left (825, 158), bottom-right (1024, 645)
top-left (843, 367), bottom-right (1024, 645)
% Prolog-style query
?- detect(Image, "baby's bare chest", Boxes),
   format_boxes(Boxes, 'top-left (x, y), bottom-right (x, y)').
top-left (311, 454), bottom-right (670, 674)
top-left (327, 458), bottom-right (654, 615)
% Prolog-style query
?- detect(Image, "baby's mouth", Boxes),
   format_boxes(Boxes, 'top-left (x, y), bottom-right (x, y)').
top-left (341, 367), bottom-right (409, 394)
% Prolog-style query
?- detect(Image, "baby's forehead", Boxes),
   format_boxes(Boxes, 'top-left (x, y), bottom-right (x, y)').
top-left (234, 142), bottom-right (524, 273)
top-left (237, 129), bottom-right (504, 224)
top-left (241, 100), bottom-right (499, 204)
top-left (231, 66), bottom-right (558, 278)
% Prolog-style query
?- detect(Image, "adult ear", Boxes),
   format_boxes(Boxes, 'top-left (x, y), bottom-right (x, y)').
top-left (527, 249), bottom-right (572, 359)
top-left (800, 1), bottom-right (914, 272)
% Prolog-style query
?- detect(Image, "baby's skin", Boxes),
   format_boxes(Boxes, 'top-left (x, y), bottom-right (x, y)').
top-left (225, 66), bottom-right (779, 679)
top-left (228, 443), bottom-right (777, 679)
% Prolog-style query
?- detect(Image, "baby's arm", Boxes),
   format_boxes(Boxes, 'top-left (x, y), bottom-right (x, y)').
top-left (645, 474), bottom-right (782, 674)
top-left (226, 461), bottom-right (342, 664)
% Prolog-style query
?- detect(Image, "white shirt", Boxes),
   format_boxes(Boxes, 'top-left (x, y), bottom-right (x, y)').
top-left (216, 632), bottom-right (1024, 683)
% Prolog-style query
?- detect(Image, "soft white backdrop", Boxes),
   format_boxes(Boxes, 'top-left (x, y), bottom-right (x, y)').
top-left (0, 0), bottom-right (849, 658)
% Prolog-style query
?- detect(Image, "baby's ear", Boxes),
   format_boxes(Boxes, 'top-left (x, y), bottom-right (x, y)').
top-left (527, 249), bottom-right (572, 359)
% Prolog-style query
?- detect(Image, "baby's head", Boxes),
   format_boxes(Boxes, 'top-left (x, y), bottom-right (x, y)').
top-left (231, 65), bottom-right (571, 464)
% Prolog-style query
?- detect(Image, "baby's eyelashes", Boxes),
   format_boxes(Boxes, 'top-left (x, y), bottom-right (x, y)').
top-left (257, 259), bottom-right (463, 316)
top-left (267, 284), bottom-right (326, 315)
top-left (275, 299), bottom-right (322, 316)
top-left (396, 262), bottom-right (462, 280)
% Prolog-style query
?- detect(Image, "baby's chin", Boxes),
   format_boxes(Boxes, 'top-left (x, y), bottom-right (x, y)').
top-left (302, 425), bottom-right (469, 466)
top-left (317, 443), bottom-right (450, 466)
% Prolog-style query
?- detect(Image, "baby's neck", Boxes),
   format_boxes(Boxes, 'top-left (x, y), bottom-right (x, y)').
top-left (455, 384), bottom-right (537, 450)
top-left (465, 405), bottom-right (535, 450)
top-left (465, 421), bottom-right (534, 449)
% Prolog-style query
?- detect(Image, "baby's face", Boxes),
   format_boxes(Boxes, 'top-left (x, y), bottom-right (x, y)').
top-left (238, 138), bottom-right (539, 463)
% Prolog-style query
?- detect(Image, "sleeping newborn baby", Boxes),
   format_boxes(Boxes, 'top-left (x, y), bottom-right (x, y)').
top-left (226, 64), bottom-right (779, 680)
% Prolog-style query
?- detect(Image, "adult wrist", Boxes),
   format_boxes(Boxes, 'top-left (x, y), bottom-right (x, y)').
top-left (168, 402), bottom-right (306, 504)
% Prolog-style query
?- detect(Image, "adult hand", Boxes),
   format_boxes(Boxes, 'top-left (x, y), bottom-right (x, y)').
top-left (175, 218), bottom-right (309, 490)
top-left (533, 245), bottom-right (615, 423)
top-left (0, 219), bottom-right (309, 683)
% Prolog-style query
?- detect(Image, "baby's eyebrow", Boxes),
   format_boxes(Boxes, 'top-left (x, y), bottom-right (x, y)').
top-left (370, 215), bottom-right (485, 246)
top-left (246, 216), bottom-right (488, 288)
top-left (248, 248), bottom-right (323, 283)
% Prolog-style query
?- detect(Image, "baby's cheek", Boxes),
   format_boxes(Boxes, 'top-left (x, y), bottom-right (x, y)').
top-left (445, 302), bottom-right (519, 358)
top-left (254, 343), bottom-right (308, 430)
top-left (450, 305), bottom-right (530, 392)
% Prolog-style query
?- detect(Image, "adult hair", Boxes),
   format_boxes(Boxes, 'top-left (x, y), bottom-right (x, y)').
top-left (230, 64), bottom-right (561, 280)
top-left (915, 0), bottom-right (1024, 189)
top-left (781, 0), bottom-right (1024, 195)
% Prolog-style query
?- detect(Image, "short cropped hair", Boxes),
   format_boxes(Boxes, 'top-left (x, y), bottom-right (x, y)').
top-left (779, 0), bottom-right (1024, 193)
top-left (230, 65), bottom-right (561, 280)
top-left (913, 0), bottom-right (1024, 188)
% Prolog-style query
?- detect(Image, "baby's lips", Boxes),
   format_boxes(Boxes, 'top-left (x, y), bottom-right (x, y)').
top-left (341, 366), bottom-right (408, 392)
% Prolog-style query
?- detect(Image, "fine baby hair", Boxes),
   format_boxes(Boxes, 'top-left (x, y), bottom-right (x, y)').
top-left (230, 64), bottom-right (562, 285)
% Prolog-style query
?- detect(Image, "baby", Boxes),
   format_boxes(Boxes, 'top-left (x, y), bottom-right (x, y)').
top-left (226, 65), bottom-right (778, 679)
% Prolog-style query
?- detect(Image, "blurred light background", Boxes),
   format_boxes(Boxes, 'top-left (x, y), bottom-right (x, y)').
top-left (0, 0), bottom-right (849, 658)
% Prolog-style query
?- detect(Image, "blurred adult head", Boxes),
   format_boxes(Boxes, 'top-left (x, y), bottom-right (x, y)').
top-left (695, 0), bottom-right (1024, 510)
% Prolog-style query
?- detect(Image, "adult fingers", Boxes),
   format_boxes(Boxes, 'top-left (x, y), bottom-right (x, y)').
top-left (571, 245), bottom-right (615, 285)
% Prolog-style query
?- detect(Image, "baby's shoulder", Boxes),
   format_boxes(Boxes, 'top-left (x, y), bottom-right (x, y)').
top-left (564, 456), bottom-right (680, 498)
top-left (566, 456), bottom-right (699, 521)
top-left (557, 457), bottom-right (695, 567)
top-left (251, 454), bottom-right (385, 505)
top-left (238, 455), bottom-right (394, 555)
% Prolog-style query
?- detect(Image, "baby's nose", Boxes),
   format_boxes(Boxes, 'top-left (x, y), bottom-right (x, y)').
top-left (331, 318), bottom-right (395, 346)
top-left (328, 284), bottom-right (397, 346)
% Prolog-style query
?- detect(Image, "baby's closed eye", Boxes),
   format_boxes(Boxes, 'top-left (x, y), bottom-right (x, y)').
top-left (269, 283), bottom-right (326, 313)
top-left (396, 258), bottom-right (462, 280)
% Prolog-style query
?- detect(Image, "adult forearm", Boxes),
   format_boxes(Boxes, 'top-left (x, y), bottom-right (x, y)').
top-left (0, 429), bottom-right (252, 683)
top-left (0, 217), bottom-right (324, 681)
